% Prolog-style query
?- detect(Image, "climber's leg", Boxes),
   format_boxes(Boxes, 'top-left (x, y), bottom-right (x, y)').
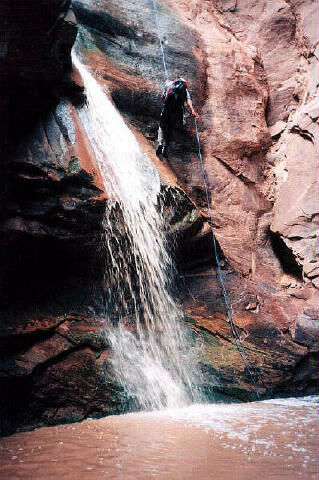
top-left (156, 125), bottom-right (165, 156)
top-left (157, 114), bottom-right (170, 158)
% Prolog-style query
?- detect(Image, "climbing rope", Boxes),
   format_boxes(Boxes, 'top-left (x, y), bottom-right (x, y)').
top-left (151, 0), bottom-right (169, 79)
top-left (151, 0), bottom-right (269, 400)
top-left (195, 119), bottom-right (271, 400)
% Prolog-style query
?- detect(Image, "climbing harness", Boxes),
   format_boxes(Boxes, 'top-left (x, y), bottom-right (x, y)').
top-left (150, 0), bottom-right (270, 400)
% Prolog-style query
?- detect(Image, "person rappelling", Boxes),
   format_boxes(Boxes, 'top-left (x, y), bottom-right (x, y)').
top-left (156, 77), bottom-right (199, 159)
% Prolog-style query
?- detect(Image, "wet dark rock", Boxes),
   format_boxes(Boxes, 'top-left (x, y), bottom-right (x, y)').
top-left (182, 266), bottom-right (318, 399)
top-left (1, 0), bottom-right (318, 436)
top-left (0, 0), bottom-right (78, 145)
top-left (69, 0), bottom-right (318, 402)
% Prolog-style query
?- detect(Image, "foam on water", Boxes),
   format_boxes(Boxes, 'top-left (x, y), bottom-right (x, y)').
top-left (263, 395), bottom-right (319, 408)
top-left (147, 395), bottom-right (319, 455)
top-left (149, 395), bottom-right (319, 426)
top-left (1, 397), bottom-right (318, 479)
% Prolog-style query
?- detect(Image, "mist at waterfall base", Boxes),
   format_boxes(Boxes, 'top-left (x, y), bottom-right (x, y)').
top-left (72, 50), bottom-right (202, 411)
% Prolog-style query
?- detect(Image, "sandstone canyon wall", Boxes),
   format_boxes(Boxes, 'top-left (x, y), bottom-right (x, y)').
top-left (0, 0), bottom-right (318, 435)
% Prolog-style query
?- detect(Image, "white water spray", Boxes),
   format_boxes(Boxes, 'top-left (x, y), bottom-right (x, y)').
top-left (72, 51), bottom-right (200, 410)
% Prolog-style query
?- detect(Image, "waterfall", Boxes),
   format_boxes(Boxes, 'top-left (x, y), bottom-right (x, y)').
top-left (72, 51), bottom-right (200, 410)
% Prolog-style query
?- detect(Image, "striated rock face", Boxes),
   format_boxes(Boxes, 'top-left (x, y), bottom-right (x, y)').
top-left (0, 0), bottom-right (204, 436)
top-left (213, 0), bottom-right (319, 288)
top-left (71, 0), bottom-right (318, 395)
top-left (214, 0), bottom-right (303, 126)
top-left (167, 0), bottom-right (319, 395)
top-left (1, 0), bottom-right (318, 435)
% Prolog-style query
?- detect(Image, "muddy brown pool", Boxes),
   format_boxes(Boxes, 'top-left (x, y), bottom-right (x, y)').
top-left (0, 397), bottom-right (318, 479)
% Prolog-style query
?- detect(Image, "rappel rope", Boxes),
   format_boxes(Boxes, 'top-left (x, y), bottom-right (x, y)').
top-left (151, 0), bottom-right (169, 79)
top-left (195, 120), bottom-right (270, 400)
top-left (151, 0), bottom-right (270, 400)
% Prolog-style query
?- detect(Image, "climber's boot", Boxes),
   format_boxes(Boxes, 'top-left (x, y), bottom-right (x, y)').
top-left (156, 145), bottom-right (163, 157)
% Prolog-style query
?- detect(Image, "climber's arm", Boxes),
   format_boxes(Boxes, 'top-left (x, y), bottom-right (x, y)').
top-left (186, 98), bottom-right (199, 119)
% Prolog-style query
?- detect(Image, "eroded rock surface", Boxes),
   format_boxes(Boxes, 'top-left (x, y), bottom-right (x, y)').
top-left (71, 0), bottom-right (318, 395)
top-left (213, 0), bottom-right (319, 289)
top-left (1, 0), bottom-right (318, 435)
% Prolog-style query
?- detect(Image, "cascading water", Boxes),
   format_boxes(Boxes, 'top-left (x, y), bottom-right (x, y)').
top-left (72, 50), bottom-right (201, 410)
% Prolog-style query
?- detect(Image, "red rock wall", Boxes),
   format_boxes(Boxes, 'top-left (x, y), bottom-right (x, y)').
top-left (1, 0), bottom-right (318, 435)
top-left (74, 0), bottom-right (318, 396)
top-left (170, 0), bottom-right (318, 395)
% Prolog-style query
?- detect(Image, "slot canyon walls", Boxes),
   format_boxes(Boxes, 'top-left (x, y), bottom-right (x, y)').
top-left (0, 0), bottom-right (318, 435)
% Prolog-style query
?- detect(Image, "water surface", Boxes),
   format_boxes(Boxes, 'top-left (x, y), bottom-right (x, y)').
top-left (1, 396), bottom-right (318, 479)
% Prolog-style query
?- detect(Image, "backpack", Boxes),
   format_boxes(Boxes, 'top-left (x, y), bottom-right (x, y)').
top-left (164, 80), bottom-right (187, 111)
